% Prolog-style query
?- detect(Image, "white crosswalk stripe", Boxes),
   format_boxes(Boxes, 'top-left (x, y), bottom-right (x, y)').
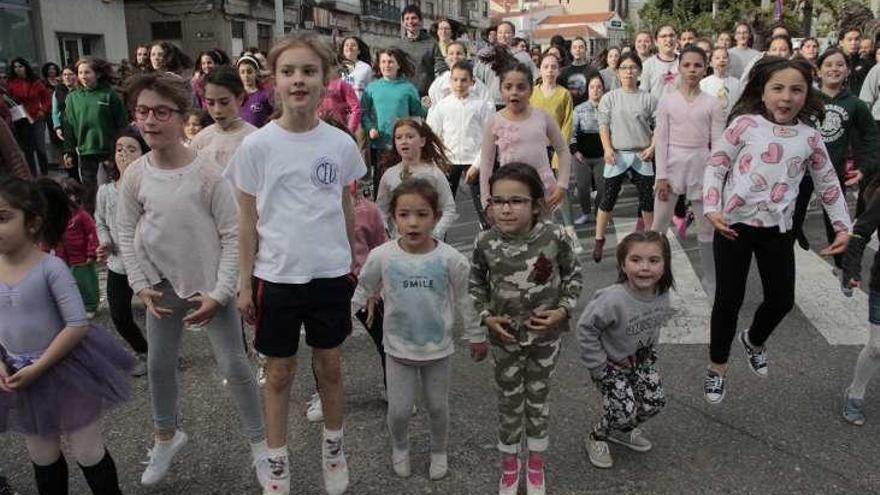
top-left (660, 231), bottom-right (712, 344)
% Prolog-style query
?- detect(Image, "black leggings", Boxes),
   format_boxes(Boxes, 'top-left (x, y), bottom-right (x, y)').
top-left (106, 269), bottom-right (148, 354)
top-left (599, 168), bottom-right (655, 213)
top-left (710, 225), bottom-right (795, 364)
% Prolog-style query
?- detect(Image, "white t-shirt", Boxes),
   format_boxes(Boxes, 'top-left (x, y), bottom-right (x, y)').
top-left (191, 121), bottom-right (258, 171)
top-left (699, 75), bottom-right (742, 116)
top-left (224, 121), bottom-right (367, 284)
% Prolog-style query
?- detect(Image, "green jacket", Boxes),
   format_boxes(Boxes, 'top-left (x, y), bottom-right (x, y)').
top-left (63, 84), bottom-right (128, 157)
top-left (817, 89), bottom-right (880, 177)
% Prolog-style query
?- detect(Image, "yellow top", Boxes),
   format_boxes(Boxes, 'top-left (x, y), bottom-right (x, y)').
top-left (530, 85), bottom-right (573, 169)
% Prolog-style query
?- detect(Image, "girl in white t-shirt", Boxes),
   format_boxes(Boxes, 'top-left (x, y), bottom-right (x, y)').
top-left (190, 66), bottom-right (257, 170)
top-left (699, 46), bottom-right (742, 118)
top-left (376, 117), bottom-right (458, 239)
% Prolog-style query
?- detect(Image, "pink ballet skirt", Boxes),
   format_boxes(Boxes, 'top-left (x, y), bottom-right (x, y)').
top-left (0, 325), bottom-right (134, 436)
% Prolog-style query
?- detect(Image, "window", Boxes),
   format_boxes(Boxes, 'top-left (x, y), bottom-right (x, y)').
top-left (151, 21), bottom-right (182, 40)
top-left (0, 1), bottom-right (37, 68)
top-left (57, 34), bottom-right (104, 66)
top-left (258, 23), bottom-right (272, 54)
top-left (231, 21), bottom-right (245, 59)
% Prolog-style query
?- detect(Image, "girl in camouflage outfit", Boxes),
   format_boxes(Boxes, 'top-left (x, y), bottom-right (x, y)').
top-left (469, 163), bottom-right (582, 495)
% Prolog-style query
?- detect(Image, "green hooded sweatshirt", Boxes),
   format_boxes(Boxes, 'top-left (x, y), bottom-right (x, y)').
top-left (816, 89), bottom-right (880, 177)
top-left (63, 84), bottom-right (128, 157)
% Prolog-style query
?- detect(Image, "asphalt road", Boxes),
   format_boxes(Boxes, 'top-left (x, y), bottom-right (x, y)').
top-left (2, 183), bottom-right (879, 495)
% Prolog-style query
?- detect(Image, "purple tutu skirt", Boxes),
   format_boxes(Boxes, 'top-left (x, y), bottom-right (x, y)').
top-left (0, 325), bottom-right (134, 436)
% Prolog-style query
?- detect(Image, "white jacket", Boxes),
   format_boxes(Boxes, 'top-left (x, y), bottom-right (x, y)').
top-left (426, 92), bottom-right (495, 167)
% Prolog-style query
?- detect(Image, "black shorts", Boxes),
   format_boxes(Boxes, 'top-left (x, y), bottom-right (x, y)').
top-left (253, 275), bottom-right (356, 357)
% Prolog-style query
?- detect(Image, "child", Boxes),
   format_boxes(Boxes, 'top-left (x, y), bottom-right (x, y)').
top-left (237, 55), bottom-right (275, 128)
top-left (426, 41), bottom-right (489, 106)
top-left (225, 34), bottom-right (367, 495)
top-left (361, 48), bottom-right (427, 195)
top-left (190, 66), bottom-right (258, 170)
top-left (56, 178), bottom-right (100, 319)
top-left (841, 177), bottom-right (880, 425)
top-left (651, 46), bottom-right (725, 298)
top-left (594, 52), bottom-right (658, 263)
top-left (426, 61), bottom-right (495, 198)
top-left (375, 118), bottom-right (457, 239)
top-left (115, 73), bottom-right (268, 488)
top-left (571, 75), bottom-right (606, 225)
top-left (319, 71), bottom-right (361, 136)
top-left (469, 163), bottom-right (582, 495)
top-left (182, 109), bottom-right (207, 146)
top-left (95, 128), bottom-right (150, 377)
top-left (339, 36), bottom-right (373, 101)
top-left (0, 176), bottom-right (132, 495)
top-left (700, 47), bottom-right (742, 118)
top-left (577, 231), bottom-right (673, 469)
top-left (791, 48), bottom-right (879, 265)
top-left (354, 178), bottom-right (480, 480)
top-left (478, 63), bottom-right (572, 215)
top-left (701, 56), bottom-right (851, 404)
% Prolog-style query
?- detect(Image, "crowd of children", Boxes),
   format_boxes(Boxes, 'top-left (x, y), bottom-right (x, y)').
top-left (5, 11), bottom-right (880, 495)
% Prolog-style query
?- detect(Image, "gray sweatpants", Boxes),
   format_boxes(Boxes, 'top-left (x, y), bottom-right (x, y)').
top-left (146, 282), bottom-right (265, 443)
top-left (386, 356), bottom-right (450, 455)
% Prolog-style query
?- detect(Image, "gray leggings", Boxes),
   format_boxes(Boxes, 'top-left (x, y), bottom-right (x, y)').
top-left (146, 282), bottom-right (264, 443)
top-left (574, 155), bottom-right (605, 215)
top-left (386, 356), bottom-right (449, 455)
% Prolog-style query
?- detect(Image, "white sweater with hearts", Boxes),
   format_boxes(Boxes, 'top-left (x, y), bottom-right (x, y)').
top-left (702, 114), bottom-right (852, 233)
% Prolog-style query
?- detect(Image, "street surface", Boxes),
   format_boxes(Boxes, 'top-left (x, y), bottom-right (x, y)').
top-left (2, 184), bottom-right (879, 494)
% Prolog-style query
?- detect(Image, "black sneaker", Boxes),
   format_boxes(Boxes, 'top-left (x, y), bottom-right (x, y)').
top-left (704, 370), bottom-right (726, 404)
top-left (740, 330), bottom-right (768, 377)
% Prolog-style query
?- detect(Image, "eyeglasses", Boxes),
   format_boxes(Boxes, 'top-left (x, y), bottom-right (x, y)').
top-left (134, 105), bottom-right (182, 122)
top-left (489, 195), bottom-right (532, 209)
top-left (618, 65), bottom-right (639, 72)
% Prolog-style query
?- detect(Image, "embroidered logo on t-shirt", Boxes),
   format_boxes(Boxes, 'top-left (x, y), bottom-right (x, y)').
top-left (311, 156), bottom-right (339, 187)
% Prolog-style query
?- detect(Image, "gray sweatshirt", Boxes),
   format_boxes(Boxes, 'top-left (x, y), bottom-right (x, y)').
top-left (576, 283), bottom-right (669, 378)
top-left (598, 88), bottom-right (657, 151)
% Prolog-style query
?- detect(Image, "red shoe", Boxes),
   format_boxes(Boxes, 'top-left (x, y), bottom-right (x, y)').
top-left (498, 454), bottom-right (520, 495)
top-left (526, 453), bottom-right (545, 495)
top-left (672, 215), bottom-right (687, 238)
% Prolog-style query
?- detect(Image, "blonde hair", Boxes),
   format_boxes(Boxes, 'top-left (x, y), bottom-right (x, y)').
top-left (267, 33), bottom-right (336, 85)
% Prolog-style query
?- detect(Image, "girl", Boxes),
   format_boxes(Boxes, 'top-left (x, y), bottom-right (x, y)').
top-left (95, 128), bottom-right (150, 377)
top-left (799, 37), bottom-right (820, 67)
top-left (841, 178), bottom-right (880, 425)
top-left (6, 58), bottom-right (51, 177)
top-left (701, 56), bottom-right (851, 404)
top-left (182, 109), bottom-right (207, 145)
top-left (571, 74), bottom-right (606, 224)
top-left (593, 52), bottom-right (657, 263)
top-left (361, 48), bottom-right (426, 195)
top-left (652, 46), bottom-right (725, 298)
top-left (339, 36), bottom-right (373, 100)
top-left (531, 52), bottom-right (579, 250)
top-left (717, 32), bottom-right (733, 49)
top-left (473, 45), bottom-right (518, 109)
top-left (578, 231), bottom-right (672, 469)
top-left (469, 163), bottom-right (582, 495)
top-left (190, 67), bottom-right (258, 170)
top-left (237, 55), bottom-right (274, 128)
top-left (426, 61), bottom-right (496, 199)
top-left (191, 49), bottom-right (231, 109)
top-left (431, 18), bottom-right (457, 76)
top-left (149, 41), bottom-right (192, 77)
top-left (700, 47), bottom-right (742, 118)
top-left (478, 63), bottom-right (572, 214)
top-left (0, 176), bottom-right (131, 495)
top-left (354, 178), bottom-right (480, 481)
top-left (319, 71), bottom-right (361, 135)
top-left (115, 73), bottom-right (269, 488)
top-left (792, 48), bottom-right (878, 266)
top-left (426, 41), bottom-right (490, 106)
top-left (224, 34), bottom-right (367, 495)
top-left (376, 118), bottom-right (457, 238)
top-left (740, 35), bottom-right (793, 85)
top-left (56, 178), bottom-right (99, 319)
top-left (599, 47), bottom-right (621, 91)
top-left (62, 57), bottom-right (128, 212)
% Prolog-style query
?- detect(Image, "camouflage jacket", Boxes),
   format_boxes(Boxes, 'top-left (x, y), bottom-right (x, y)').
top-left (469, 221), bottom-right (583, 345)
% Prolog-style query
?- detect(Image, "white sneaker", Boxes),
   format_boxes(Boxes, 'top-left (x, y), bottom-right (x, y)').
top-left (392, 449), bottom-right (411, 478)
top-left (307, 393), bottom-right (324, 422)
top-left (130, 353), bottom-right (147, 377)
top-left (140, 430), bottom-right (188, 486)
top-left (429, 452), bottom-right (448, 480)
top-left (260, 454), bottom-right (290, 495)
top-left (323, 434), bottom-right (348, 494)
top-left (586, 434), bottom-right (613, 469)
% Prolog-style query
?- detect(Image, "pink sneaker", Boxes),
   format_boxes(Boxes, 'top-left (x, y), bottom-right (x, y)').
top-left (498, 455), bottom-right (520, 495)
top-left (672, 215), bottom-right (687, 238)
top-left (526, 453), bottom-right (545, 495)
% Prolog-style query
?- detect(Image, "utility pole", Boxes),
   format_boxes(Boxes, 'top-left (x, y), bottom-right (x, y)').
top-left (275, 0), bottom-right (285, 37)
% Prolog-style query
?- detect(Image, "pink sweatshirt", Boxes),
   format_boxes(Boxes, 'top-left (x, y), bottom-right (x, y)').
top-left (655, 90), bottom-right (725, 181)
top-left (352, 197), bottom-right (388, 277)
top-left (703, 114), bottom-right (852, 233)
top-left (479, 108), bottom-right (571, 206)
top-left (319, 76), bottom-right (361, 134)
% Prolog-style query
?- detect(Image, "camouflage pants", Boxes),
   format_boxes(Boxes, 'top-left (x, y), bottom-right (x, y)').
top-left (592, 350), bottom-right (665, 439)
top-left (491, 338), bottom-right (561, 454)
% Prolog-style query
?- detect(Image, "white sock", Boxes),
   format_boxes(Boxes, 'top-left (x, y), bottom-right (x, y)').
top-left (323, 428), bottom-right (344, 458)
top-left (848, 323), bottom-right (880, 399)
top-left (266, 446), bottom-right (288, 459)
top-left (250, 439), bottom-right (268, 460)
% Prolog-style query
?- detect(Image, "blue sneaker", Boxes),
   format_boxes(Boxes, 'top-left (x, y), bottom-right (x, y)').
top-left (843, 389), bottom-right (866, 426)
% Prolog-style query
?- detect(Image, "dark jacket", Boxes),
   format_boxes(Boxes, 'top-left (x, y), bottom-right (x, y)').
top-left (394, 29), bottom-right (437, 96)
top-left (816, 89), bottom-right (879, 177)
